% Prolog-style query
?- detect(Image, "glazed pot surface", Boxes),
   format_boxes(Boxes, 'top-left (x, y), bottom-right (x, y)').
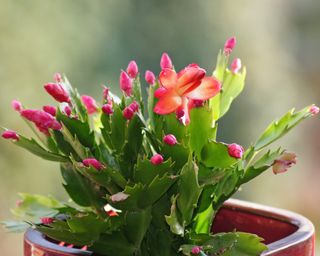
top-left (24, 199), bottom-right (315, 256)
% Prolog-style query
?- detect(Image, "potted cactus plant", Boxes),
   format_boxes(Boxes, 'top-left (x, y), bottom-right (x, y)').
top-left (1, 37), bottom-right (318, 256)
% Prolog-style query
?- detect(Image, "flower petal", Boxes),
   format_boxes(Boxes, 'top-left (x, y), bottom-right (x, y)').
top-left (154, 89), bottom-right (182, 114)
top-left (159, 68), bottom-right (177, 89)
top-left (176, 67), bottom-right (206, 95)
top-left (185, 76), bottom-right (221, 100)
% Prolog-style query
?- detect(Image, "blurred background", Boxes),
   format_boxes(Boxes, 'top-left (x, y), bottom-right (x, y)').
top-left (0, 0), bottom-right (319, 254)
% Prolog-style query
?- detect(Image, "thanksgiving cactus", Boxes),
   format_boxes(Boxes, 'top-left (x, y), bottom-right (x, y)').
top-left (1, 37), bottom-right (318, 256)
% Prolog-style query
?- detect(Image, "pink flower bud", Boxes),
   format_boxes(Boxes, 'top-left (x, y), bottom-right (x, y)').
top-left (163, 134), bottom-right (177, 146)
top-left (231, 58), bottom-right (241, 74)
top-left (20, 109), bottom-right (62, 135)
top-left (126, 60), bottom-right (139, 78)
top-left (81, 95), bottom-right (98, 114)
top-left (53, 73), bottom-right (62, 82)
top-left (145, 70), bottom-right (156, 85)
top-left (64, 105), bottom-right (72, 116)
top-left (129, 101), bottom-right (139, 112)
top-left (227, 143), bottom-right (244, 159)
top-left (16, 199), bottom-right (23, 207)
top-left (123, 107), bottom-right (135, 120)
top-left (154, 87), bottom-right (167, 99)
top-left (2, 130), bottom-right (19, 141)
top-left (160, 52), bottom-right (173, 70)
top-left (103, 86), bottom-right (110, 101)
top-left (309, 105), bottom-right (319, 116)
top-left (187, 63), bottom-right (200, 68)
top-left (224, 36), bottom-right (236, 55)
top-left (151, 153), bottom-right (164, 165)
top-left (11, 100), bottom-right (22, 112)
top-left (120, 71), bottom-right (133, 96)
top-left (40, 217), bottom-right (54, 225)
top-left (110, 192), bottom-right (129, 202)
top-left (273, 152), bottom-right (297, 174)
top-left (42, 105), bottom-right (57, 116)
top-left (102, 104), bottom-right (114, 115)
top-left (44, 83), bottom-right (70, 103)
top-left (82, 158), bottom-right (104, 170)
top-left (191, 246), bottom-right (202, 255)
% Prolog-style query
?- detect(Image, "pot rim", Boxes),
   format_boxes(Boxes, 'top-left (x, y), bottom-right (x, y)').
top-left (24, 198), bottom-right (315, 255)
top-left (224, 199), bottom-right (314, 255)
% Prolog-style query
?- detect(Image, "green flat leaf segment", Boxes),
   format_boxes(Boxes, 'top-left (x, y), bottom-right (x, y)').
top-left (242, 148), bottom-right (283, 184)
top-left (210, 51), bottom-right (246, 122)
top-left (201, 141), bottom-right (237, 169)
top-left (133, 157), bottom-right (173, 185)
top-left (176, 157), bottom-right (202, 227)
top-left (254, 106), bottom-right (313, 150)
top-left (13, 135), bottom-right (68, 162)
top-left (180, 232), bottom-right (267, 256)
top-left (1, 220), bottom-right (30, 233)
top-left (11, 193), bottom-right (64, 222)
top-left (188, 107), bottom-right (215, 157)
top-left (218, 68), bottom-right (246, 119)
top-left (56, 109), bottom-right (95, 149)
top-left (165, 195), bottom-right (184, 236)
top-left (63, 76), bottom-right (89, 122)
top-left (61, 164), bottom-right (103, 209)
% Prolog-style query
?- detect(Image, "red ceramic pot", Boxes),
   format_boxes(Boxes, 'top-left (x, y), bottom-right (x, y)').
top-left (24, 199), bottom-right (315, 256)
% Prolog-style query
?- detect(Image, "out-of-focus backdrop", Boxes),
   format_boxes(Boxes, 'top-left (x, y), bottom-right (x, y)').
top-left (0, 0), bottom-right (319, 255)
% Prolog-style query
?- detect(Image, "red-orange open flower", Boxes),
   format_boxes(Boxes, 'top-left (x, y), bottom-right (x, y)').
top-left (154, 65), bottom-right (221, 124)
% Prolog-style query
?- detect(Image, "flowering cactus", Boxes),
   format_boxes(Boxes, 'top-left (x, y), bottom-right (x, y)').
top-left (1, 38), bottom-right (318, 256)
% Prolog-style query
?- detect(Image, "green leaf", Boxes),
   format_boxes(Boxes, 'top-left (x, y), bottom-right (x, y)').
top-left (52, 130), bottom-right (79, 160)
top-left (56, 110), bottom-right (95, 149)
top-left (201, 141), bottom-right (237, 168)
top-left (165, 195), bottom-right (184, 236)
top-left (177, 157), bottom-right (202, 226)
top-left (225, 232), bottom-right (267, 256)
top-left (218, 68), bottom-right (246, 119)
top-left (124, 208), bottom-right (152, 248)
top-left (112, 183), bottom-right (145, 211)
top-left (10, 193), bottom-right (64, 224)
top-left (13, 135), bottom-right (68, 162)
top-left (91, 232), bottom-right (136, 256)
top-left (63, 76), bottom-right (88, 122)
top-left (67, 213), bottom-right (108, 240)
top-left (163, 113), bottom-right (187, 142)
top-left (160, 114), bottom-right (189, 169)
top-left (198, 164), bottom-right (226, 186)
top-left (61, 163), bottom-right (103, 208)
top-left (188, 107), bottom-right (215, 157)
top-left (37, 223), bottom-right (96, 246)
top-left (214, 170), bottom-right (239, 197)
top-left (123, 113), bottom-right (144, 166)
top-left (110, 104), bottom-right (127, 153)
top-left (242, 148), bottom-right (283, 184)
top-left (75, 162), bottom-right (126, 193)
top-left (254, 106), bottom-right (313, 150)
top-left (133, 157), bottom-right (173, 185)
top-left (181, 232), bottom-right (267, 256)
top-left (133, 77), bottom-right (144, 112)
top-left (140, 175), bottom-right (177, 208)
top-left (162, 143), bottom-right (189, 170)
top-left (1, 220), bottom-right (31, 233)
top-left (147, 83), bottom-right (157, 130)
